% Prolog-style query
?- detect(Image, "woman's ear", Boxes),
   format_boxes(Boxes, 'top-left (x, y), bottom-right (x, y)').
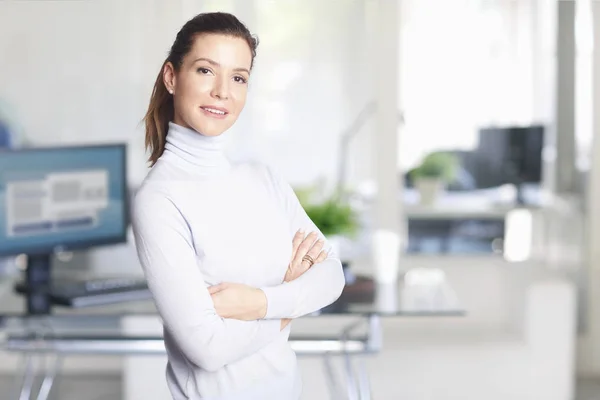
top-left (163, 62), bottom-right (176, 94)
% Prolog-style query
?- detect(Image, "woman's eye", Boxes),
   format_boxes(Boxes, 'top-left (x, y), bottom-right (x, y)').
top-left (234, 76), bottom-right (247, 84)
top-left (197, 67), bottom-right (211, 74)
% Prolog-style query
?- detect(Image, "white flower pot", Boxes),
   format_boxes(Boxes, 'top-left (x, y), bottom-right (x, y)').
top-left (415, 178), bottom-right (445, 205)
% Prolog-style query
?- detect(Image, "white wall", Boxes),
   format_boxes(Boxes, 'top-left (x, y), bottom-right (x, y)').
top-left (0, 0), bottom-right (375, 191)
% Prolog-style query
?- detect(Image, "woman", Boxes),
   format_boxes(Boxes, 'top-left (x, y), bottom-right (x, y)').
top-left (131, 12), bottom-right (345, 400)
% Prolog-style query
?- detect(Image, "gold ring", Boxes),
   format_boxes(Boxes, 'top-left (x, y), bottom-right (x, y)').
top-left (302, 254), bottom-right (315, 266)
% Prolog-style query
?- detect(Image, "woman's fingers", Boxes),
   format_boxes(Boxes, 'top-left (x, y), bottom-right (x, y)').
top-left (286, 230), bottom-right (306, 279)
top-left (291, 229), bottom-right (304, 257)
top-left (208, 282), bottom-right (228, 295)
top-left (301, 238), bottom-right (325, 268)
top-left (292, 231), bottom-right (318, 266)
top-left (315, 250), bottom-right (328, 263)
top-left (285, 231), bottom-right (327, 283)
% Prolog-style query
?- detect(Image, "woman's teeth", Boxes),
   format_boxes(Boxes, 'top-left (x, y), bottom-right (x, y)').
top-left (202, 107), bottom-right (226, 115)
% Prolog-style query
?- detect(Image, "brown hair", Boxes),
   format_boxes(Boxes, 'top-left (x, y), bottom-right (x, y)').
top-left (143, 12), bottom-right (259, 166)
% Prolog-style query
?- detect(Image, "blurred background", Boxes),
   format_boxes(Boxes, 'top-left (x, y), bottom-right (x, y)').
top-left (1, 0), bottom-right (599, 399)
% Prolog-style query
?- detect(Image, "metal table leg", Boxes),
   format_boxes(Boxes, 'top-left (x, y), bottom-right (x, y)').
top-left (11, 352), bottom-right (63, 400)
top-left (36, 355), bottom-right (62, 400)
top-left (357, 357), bottom-right (371, 400)
top-left (343, 352), bottom-right (359, 400)
top-left (338, 314), bottom-right (381, 400)
top-left (356, 314), bottom-right (380, 400)
top-left (17, 354), bottom-right (36, 400)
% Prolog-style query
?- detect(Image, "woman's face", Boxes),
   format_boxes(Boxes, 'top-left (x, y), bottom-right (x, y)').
top-left (163, 33), bottom-right (252, 136)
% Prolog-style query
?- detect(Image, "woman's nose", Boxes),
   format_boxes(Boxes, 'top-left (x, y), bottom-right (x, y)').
top-left (211, 77), bottom-right (229, 100)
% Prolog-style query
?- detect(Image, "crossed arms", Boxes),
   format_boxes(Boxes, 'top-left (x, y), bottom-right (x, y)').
top-left (131, 170), bottom-right (345, 372)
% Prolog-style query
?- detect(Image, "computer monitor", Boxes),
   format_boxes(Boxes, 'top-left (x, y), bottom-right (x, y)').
top-left (0, 143), bottom-right (128, 313)
top-left (476, 125), bottom-right (544, 202)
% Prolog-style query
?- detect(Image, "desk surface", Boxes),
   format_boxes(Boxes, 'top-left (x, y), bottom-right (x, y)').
top-left (402, 186), bottom-right (546, 219)
top-left (0, 269), bottom-right (464, 321)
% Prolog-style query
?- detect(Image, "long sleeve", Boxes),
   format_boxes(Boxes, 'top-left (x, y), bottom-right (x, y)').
top-left (131, 188), bottom-right (282, 372)
top-left (259, 167), bottom-right (346, 319)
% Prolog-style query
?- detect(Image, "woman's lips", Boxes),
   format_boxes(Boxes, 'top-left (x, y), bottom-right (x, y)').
top-left (200, 106), bottom-right (229, 119)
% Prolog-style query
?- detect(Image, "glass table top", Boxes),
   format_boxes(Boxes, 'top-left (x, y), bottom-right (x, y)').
top-left (0, 267), bottom-right (464, 333)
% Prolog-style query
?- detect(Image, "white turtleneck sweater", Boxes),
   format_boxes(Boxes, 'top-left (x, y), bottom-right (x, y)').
top-left (131, 122), bottom-right (345, 400)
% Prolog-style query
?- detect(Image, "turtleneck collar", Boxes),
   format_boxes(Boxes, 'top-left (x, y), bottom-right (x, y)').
top-left (163, 122), bottom-right (231, 172)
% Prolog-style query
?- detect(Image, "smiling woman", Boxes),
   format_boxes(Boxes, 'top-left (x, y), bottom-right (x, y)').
top-left (143, 12), bottom-right (258, 164)
top-left (132, 11), bottom-right (345, 400)
top-left (163, 34), bottom-right (251, 138)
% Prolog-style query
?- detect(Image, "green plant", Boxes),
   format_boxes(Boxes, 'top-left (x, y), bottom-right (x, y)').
top-left (409, 151), bottom-right (459, 183)
top-left (294, 186), bottom-right (360, 238)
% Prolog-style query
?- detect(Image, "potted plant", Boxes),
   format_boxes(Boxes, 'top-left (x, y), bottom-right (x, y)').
top-left (409, 151), bottom-right (459, 205)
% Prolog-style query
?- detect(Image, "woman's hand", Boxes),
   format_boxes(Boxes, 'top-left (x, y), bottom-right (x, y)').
top-left (208, 282), bottom-right (267, 321)
top-left (284, 230), bottom-right (328, 283)
top-left (280, 230), bottom-right (328, 330)
top-left (208, 230), bottom-right (328, 329)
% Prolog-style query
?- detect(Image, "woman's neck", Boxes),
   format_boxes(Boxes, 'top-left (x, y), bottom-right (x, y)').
top-left (163, 122), bottom-right (231, 172)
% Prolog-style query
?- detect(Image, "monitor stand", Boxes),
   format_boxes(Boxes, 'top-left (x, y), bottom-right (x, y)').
top-left (24, 253), bottom-right (52, 315)
top-left (15, 254), bottom-right (152, 312)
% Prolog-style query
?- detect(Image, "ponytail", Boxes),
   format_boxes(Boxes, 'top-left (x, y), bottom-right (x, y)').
top-left (143, 61), bottom-right (173, 166)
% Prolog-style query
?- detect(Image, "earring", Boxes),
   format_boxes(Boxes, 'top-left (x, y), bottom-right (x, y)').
top-left (169, 89), bottom-right (174, 94)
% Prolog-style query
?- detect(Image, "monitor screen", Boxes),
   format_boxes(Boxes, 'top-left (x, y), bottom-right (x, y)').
top-left (0, 144), bottom-right (128, 256)
top-left (476, 125), bottom-right (544, 187)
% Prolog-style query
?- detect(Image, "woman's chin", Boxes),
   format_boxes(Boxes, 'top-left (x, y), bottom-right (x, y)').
top-left (194, 119), bottom-right (234, 137)
top-left (188, 124), bottom-right (223, 137)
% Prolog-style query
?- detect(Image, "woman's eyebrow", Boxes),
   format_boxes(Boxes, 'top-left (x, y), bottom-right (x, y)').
top-left (193, 57), bottom-right (250, 74)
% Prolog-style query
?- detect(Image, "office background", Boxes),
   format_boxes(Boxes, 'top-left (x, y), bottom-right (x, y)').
top-left (1, 0), bottom-right (600, 399)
